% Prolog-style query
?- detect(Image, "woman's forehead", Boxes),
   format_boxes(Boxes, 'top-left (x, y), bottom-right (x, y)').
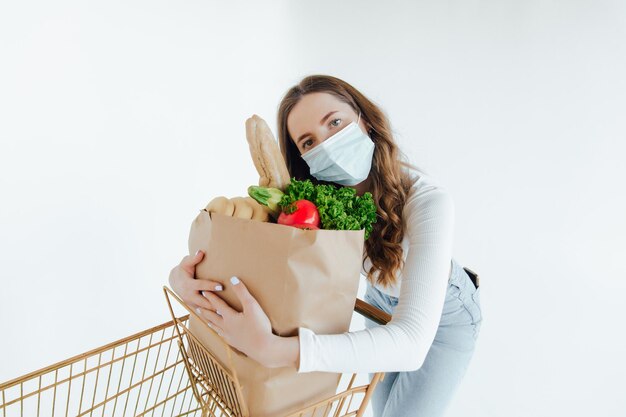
top-left (287, 92), bottom-right (353, 138)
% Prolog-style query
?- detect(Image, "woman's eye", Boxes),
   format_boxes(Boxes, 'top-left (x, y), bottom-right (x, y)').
top-left (302, 139), bottom-right (314, 150)
top-left (330, 118), bottom-right (341, 127)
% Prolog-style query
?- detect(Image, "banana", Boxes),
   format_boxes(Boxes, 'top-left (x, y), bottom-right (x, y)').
top-left (205, 196), bottom-right (235, 216)
top-left (231, 197), bottom-right (254, 220)
top-left (245, 197), bottom-right (270, 222)
top-left (204, 196), bottom-right (270, 222)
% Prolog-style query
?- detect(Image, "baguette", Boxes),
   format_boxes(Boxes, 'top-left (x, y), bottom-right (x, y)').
top-left (245, 114), bottom-right (291, 191)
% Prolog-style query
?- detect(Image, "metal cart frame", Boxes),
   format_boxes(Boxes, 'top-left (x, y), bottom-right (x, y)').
top-left (0, 286), bottom-right (393, 417)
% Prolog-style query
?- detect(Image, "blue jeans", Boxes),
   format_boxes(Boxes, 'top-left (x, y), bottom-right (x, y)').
top-left (364, 258), bottom-right (482, 417)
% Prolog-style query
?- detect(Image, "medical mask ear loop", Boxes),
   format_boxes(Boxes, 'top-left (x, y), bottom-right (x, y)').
top-left (356, 110), bottom-right (374, 136)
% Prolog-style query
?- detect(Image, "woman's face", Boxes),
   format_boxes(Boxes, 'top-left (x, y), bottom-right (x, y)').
top-left (287, 92), bottom-right (369, 155)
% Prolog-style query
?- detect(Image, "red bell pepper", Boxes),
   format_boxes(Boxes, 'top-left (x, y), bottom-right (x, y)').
top-left (277, 199), bottom-right (320, 230)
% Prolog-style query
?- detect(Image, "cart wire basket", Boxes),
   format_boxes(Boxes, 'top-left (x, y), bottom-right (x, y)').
top-left (0, 286), bottom-right (393, 417)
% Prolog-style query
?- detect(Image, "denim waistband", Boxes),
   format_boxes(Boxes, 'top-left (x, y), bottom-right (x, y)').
top-left (449, 258), bottom-right (478, 290)
top-left (367, 259), bottom-right (464, 306)
top-left (449, 258), bottom-right (465, 286)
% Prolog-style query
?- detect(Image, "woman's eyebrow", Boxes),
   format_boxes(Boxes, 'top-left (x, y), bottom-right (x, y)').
top-left (296, 110), bottom-right (339, 144)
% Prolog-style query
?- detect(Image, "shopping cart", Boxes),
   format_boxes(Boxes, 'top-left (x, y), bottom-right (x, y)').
top-left (0, 286), bottom-right (392, 417)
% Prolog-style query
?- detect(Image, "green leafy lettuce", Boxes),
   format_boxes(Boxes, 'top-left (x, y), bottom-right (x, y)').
top-left (278, 178), bottom-right (378, 239)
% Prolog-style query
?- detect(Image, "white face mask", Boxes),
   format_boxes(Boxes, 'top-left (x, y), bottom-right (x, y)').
top-left (301, 112), bottom-right (375, 186)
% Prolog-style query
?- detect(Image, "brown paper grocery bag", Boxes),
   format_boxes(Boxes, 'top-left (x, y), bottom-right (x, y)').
top-left (186, 210), bottom-right (364, 417)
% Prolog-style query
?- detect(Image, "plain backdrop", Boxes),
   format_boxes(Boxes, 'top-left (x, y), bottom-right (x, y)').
top-left (1, 1), bottom-right (625, 416)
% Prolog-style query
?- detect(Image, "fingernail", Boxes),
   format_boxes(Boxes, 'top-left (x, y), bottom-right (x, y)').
top-left (216, 310), bottom-right (221, 316)
top-left (230, 276), bottom-right (240, 285)
top-left (195, 307), bottom-right (201, 314)
top-left (195, 249), bottom-right (200, 256)
top-left (215, 285), bottom-right (223, 291)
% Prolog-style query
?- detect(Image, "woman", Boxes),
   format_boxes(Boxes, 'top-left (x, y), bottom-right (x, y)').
top-left (169, 74), bottom-right (482, 417)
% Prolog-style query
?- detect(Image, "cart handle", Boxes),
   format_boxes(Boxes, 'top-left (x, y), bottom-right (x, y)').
top-left (354, 298), bottom-right (391, 325)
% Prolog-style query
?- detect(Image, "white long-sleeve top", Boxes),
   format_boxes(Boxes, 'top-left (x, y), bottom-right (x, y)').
top-left (296, 170), bottom-right (455, 374)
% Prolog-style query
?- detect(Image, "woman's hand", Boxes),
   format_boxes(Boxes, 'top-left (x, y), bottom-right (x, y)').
top-left (196, 276), bottom-right (293, 368)
top-left (168, 250), bottom-right (223, 311)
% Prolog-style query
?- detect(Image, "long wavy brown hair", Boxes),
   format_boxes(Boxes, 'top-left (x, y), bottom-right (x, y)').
top-left (276, 74), bottom-right (427, 289)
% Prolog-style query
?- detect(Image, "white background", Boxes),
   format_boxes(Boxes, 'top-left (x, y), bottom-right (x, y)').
top-left (1, 1), bottom-right (625, 416)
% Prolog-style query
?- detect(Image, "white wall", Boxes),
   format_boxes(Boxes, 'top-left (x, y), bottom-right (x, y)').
top-left (1, 1), bottom-right (625, 416)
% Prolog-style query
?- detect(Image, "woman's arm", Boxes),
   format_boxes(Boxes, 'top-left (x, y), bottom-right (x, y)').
top-left (264, 335), bottom-right (300, 369)
top-left (296, 182), bottom-right (455, 374)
